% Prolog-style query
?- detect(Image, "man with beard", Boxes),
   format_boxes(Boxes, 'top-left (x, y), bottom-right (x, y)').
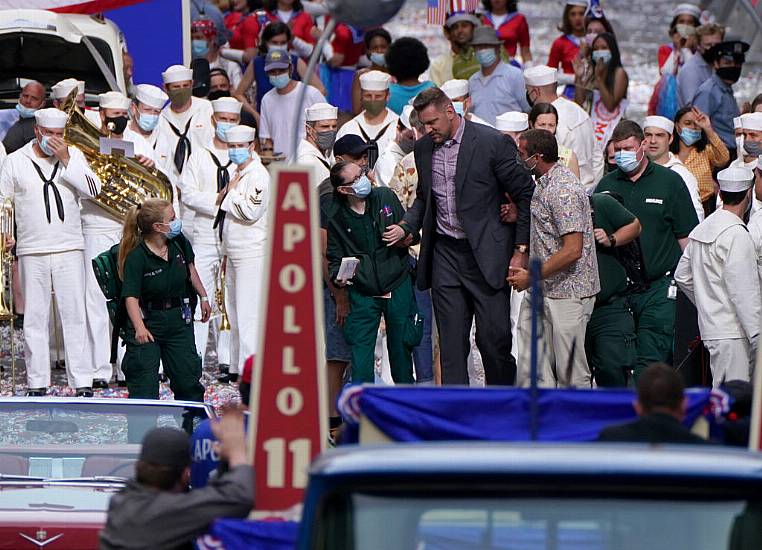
top-left (429, 4), bottom-right (482, 86)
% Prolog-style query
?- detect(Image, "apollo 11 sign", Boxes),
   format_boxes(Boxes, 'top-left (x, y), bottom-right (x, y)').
top-left (248, 164), bottom-right (327, 512)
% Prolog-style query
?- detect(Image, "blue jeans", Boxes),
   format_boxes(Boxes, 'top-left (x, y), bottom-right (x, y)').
top-left (410, 257), bottom-right (433, 383)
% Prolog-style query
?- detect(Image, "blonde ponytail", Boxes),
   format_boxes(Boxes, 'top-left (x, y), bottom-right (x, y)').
top-left (118, 198), bottom-right (172, 279)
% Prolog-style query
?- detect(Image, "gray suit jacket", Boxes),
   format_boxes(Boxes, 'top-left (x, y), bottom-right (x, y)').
top-left (402, 119), bottom-right (535, 291)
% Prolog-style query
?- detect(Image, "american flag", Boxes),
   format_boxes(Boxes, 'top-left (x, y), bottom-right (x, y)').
top-left (427, 0), bottom-right (480, 26)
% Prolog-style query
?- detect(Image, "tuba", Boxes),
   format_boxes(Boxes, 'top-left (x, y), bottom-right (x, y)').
top-left (62, 91), bottom-right (173, 219)
top-left (0, 200), bottom-right (14, 321)
top-left (213, 257), bottom-right (231, 331)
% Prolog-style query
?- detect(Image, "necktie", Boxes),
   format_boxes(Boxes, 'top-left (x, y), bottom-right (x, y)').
top-left (30, 160), bottom-right (63, 223)
top-left (167, 118), bottom-right (193, 174)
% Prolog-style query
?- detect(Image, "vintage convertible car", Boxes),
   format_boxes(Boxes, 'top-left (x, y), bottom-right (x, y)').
top-left (0, 398), bottom-right (213, 550)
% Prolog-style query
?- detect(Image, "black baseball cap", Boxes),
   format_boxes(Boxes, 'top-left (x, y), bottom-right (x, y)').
top-left (334, 134), bottom-right (370, 157)
top-left (707, 40), bottom-right (750, 63)
top-left (139, 427), bottom-right (191, 467)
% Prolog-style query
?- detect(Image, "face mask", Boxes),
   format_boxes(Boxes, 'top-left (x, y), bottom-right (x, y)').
top-left (16, 103), bottom-right (37, 119)
top-left (452, 101), bottom-right (465, 116)
top-left (675, 24), bottom-right (695, 39)
top-left (137, 112), bottom-right (159, 132)
top-left (167, 87), bottom-right (192, 107)
top-left (679, 127), bottom-right (702, 146)
top-left (592, 50), bottom-right (612, 64)
top-left (362, 99), bottom-right (386, 117)
top-left (399, 136), bottom-right (415, 154)
top-left (268, 43), bottom-right (289, 53)
top-left (105, 115), bottom-right (129, 135)
top-left (744, 140), bottom-right (762, 156)
top-left (315, 130), bottom-right (337, 151)
top-left (701, 49), bottom-right (714, 63)
top-left (229, 147), bottom-right (251, 165)
top-left (614, 149), bottom-right (642, 173)
top-left (350, 174), bottom-right (372, 198)
top-left (38, 135), bottom-right (54, 156)
top-left (162, 219), bottom-right (183, 239)
top-left (192, 39), bottom-right (209, 57)
top-left (519, 154), bottom-right (538, 174)
top-left (216, 121), bottom-right (235, 141)
top-left (369, 52), bottom-right (386, 67)
top-left (476, 48), bottom-right (497, 68)
top-left (716, 66), bottom-right (742, 84)
top-left (207, 89), bottom-right (229, 101)
top-left (269, 73), bottom-right (290, 90)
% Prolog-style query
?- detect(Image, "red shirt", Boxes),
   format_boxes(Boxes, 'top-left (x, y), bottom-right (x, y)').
top-left (481, 12), bottom-right (530, 57)
top-left (548, 34), bottom-right (580, 75)
top-left (266, 10), bottom-right (316, 45)
top-left (224, 12), bottom-right (260, 50)
top-left (331, 23), bottom-right (365, 67)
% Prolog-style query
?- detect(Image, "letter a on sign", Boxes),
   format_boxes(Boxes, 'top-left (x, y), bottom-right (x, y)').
top-left (247, 164), bottom-right (328, 513)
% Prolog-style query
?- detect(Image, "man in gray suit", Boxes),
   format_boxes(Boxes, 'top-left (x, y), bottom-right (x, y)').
top-left (383, 87), bottom-right (534, 385)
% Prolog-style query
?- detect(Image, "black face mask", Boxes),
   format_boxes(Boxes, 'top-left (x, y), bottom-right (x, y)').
top-left (207, 89), bottom-right (229, 101)
top-left (716, 66), bottom-right (742, 84)
top-left (105, 115), bottom-right (129, 135)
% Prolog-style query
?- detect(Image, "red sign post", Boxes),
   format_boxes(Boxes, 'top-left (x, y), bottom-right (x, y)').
top-left (248, 164), bottom-right (327, 512)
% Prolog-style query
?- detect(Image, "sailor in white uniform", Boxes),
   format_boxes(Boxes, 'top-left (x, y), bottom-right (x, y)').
top-left (295, 102), bottom-right (338, 184)
top-left (51, 78), bottom-right (102, 127)
top-left (180, 96), bottom-right (241, 374)
top-left (675, 166), bottom-right (760, 387)
top-left (0, 109), bottom-right (102, 396)
top-left (374, 105), bottom-right (417, 188)
top-left (127, 84), bottom-right (169, 154)
top-left (216, 125), bottom-right (271, 377)
top-left (440, 79), bottom-right (493, 128)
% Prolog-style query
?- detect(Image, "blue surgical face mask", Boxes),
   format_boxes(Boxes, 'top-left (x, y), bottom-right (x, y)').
top-left (163, 219), bottom-right (183, 239)
top-left (592, 49), bottom-right (612, 64)
top-left (350, 174), bottom-right (372, 198)
top-left (229, 147), bottom-right (251, 165)
top-left (216, 121), bottom-right (235, 141)
top-left (269, 73), bottom-right (290, 90)
top-left (38, 135), bottom-right (54, 156)
top-left (369, 52), bottom-right (386, 67)
top-left (476, 48), bottom-right (497, 68)
top-left (16, 102), bottom-right (37, 119)
top-left (679, 127), bottom-right (702, 146)
top-left (452, 101), bottom-right (465, 116)
top-left (614, 149), bottom-right (642, 173)
top-left (137, 112), bottom-right (159, 132)
top-left (192, 39), bottom-right (209, 57)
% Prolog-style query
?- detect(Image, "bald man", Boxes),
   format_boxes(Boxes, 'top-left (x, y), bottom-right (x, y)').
top-left (3, 81), bottom-right (46, 154)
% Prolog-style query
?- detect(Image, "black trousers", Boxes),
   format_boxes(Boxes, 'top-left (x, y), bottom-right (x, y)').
top-left (430, 235), bottom-right (515, 385)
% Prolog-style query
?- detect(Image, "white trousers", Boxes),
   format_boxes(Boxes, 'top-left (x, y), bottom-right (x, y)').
top-left (84, 232), bottom-right (125, 381)
top-left (704, 338), bottom-right (754, 387)
top-left (193, 242), bottom-right (231, 368)
top-left (19, 251), bottom-right (92, 389)
top-left (517, 293), bottom-right (595, 388)
top-left (225, 255), bottom-right (264, 375)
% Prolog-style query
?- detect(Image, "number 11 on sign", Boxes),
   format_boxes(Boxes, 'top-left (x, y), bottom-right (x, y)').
top-left (262, 438), bottom-right (311, 489)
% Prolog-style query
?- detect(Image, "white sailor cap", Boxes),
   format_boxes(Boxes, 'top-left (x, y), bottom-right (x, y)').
top-left (440, 79), bottom-right (469, 100)
top-left (523, 65), bottom-right (557, 87)
top-left (359, 70), bottom-right (391, 91)
top-left (212, 96), bottom-right (242, 114)
top-left (496, 111), bottom-right (529, 132)
top-left (717, 165), bottom-right (754, 192)
top-left (566, 0), bottom-right (589, 6)
top-left (734, 116), bottom-right (743, 130)
top-left (99, 91), bottom-right (131, 110)
top-left (51, 78), bottom-right (85, 99)
top-left (224, 124), bottom-right (256, 144)
top-left (305, 102), bottom-right (338, 121)
top-left (643, 115), bottom-right (674, 134)
top-left (162, 65), bottom-right (194, 84)
top-left (740, 112), bottom-right (762, 131)
top-left (34, 107), bottom-right (68, 129)
top-left (400, 105), bottom-right (414, 130)
top-left (135, 84), bottom-right (169, 110)
top-left (672, 3), bottom-right (702, 19)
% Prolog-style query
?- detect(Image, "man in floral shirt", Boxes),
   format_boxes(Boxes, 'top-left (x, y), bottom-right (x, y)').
top-left (509, 129), bottom-right (600, 388)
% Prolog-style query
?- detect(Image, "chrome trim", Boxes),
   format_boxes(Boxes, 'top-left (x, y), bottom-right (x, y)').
top-left (0, 397), bottom-right (216, 418)
top-left (18, 530), bottom-right (64, 547)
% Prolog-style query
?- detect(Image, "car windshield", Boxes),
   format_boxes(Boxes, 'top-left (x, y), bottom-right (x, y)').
top-left (0, 401), bottom-right (209, 480)
top-left (345, 494), bottom-right (762, 550)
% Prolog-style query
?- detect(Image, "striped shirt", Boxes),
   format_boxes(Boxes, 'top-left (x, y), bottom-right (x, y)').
top-left (431, 117), bottom-right (466, 239)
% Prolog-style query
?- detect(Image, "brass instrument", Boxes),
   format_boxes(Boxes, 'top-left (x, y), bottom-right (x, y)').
top-left (0, 200), bottom-right (16, 387)
top-left (62, 92), bottom-right (173, 219)
top-left (213, 257), bottom-right (231, 331)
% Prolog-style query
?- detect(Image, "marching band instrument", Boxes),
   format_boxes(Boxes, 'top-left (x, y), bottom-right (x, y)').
top-left (213, 256), bottom-right (231, 331)
top-left (62, 92), bottom-right (173, 219)
top-left (0, 200), bottom-right (16, 387)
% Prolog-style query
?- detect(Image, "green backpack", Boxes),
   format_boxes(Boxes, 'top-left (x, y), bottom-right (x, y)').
top-left (91, 244), bottom-right (125, 361)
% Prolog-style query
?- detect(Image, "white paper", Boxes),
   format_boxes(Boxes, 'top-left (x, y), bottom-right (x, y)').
top-left (337, 257), bottom-right (360, 283)
top-left (99, 137), bottom-right (135, 158)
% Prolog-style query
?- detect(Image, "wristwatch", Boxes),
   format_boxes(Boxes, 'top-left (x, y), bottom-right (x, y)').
top-left (608, 234), bottom-right (617, 247)
top-left (200, 296), bottom-right (210, 303)
top-left (514, 244), bottom-right (528, 254)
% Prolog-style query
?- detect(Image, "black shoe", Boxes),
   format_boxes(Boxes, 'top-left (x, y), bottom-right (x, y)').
top-left (26, 388), bottom-right (46, 397)
top-left (216, 372), bottom-right (239, 384)
top-left (117, 379), bottom-right (128, 388)
top-left (75, 387), bottom-right (94, 397)
top-left (92, 379), bottom-right (109, 390)
top-left (217, 364), bottom-right (230, 376)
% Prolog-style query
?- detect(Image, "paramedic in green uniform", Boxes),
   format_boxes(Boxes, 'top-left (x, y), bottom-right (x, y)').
top-left (118, 198), bottom-right (211, 401)
top-left (585, 192), bottom-right (642, 387)
top-left (595, 120), bottom-right (699, 379)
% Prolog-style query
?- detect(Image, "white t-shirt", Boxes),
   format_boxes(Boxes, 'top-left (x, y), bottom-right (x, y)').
top-left (259, 82), bottom-right (326, 160)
